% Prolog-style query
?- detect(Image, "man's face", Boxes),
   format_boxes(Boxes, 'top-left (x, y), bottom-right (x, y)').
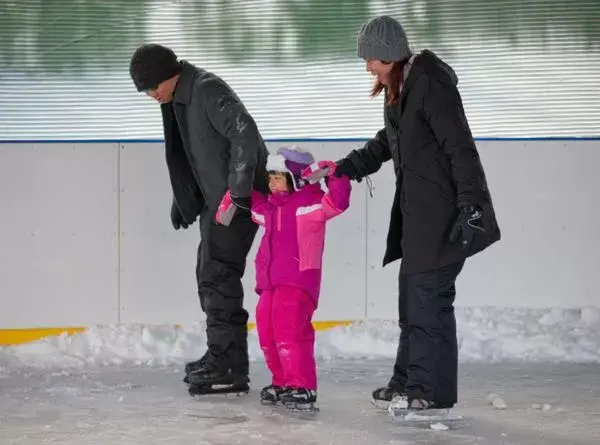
top-left (144, 76), bottom-right (178, 104)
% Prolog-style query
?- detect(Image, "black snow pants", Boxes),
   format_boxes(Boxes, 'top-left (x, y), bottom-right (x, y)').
top-left (389, 260), bottom-right (465, 406)
top-left (196, 206), bottom-right (257, 377)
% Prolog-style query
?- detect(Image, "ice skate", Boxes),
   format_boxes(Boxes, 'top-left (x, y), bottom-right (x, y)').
top-left (183, 352), bottom-right (209, 384)
top-left (184, 352), bottom-right (208, 375)
top-left (259, 384), bottom-right (286, 405)
top-left (388, 398), bottom-right (463, 423)
top-left (279, 388), bottom-right (319, 412)
top-left (188, 371), bottom-right (249, 397)
top-left (188, 379), bottom-right (250, 397)
top-left (187, 361), bottom-right (249, 397)
top-left (371, 385), bottom-right (406, 411)
top-left (187, 359), bottom-right (230, 385)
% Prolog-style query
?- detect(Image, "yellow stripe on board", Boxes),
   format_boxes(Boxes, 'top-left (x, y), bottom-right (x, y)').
top-left (0, 327), bottom-right (86, 346)
top-left (0, 321), bottom-right (355, 346)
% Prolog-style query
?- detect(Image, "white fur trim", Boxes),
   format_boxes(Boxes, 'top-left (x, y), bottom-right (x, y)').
top-left (266, 154), bottom-right (289, 173)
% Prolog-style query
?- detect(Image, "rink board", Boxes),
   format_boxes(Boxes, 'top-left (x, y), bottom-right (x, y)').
top-left (0, 321), bottom-right (354, 346)
top-left (0, 139), bottom-right (599, 345)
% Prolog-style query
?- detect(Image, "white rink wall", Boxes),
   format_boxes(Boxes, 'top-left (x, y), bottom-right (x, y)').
top-left (0, 139), bottom-right (598, 329)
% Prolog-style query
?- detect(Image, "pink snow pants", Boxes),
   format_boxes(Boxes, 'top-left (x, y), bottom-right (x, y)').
top-left (256, 285), bottom-right (317, 390)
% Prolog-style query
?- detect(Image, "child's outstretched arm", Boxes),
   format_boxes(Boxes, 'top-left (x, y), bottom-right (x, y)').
top-left (250, 190), bottom-right (270, 226)
top-left (318, 161), bottom-right (351, 220)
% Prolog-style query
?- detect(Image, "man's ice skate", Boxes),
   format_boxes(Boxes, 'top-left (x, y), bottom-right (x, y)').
top-left (185, 352), bottom-right (208, 375)
top-left (188, 379), bottom-right (250, 397)
top-left (187, 359), bottom-right (230, 385)
top-left (187, 362), bottom-right (249, 397)
top-left (259, 384), bottom-right (285, 405)
top-left (371, 385), bottom-right (406, 411)
top-left (183, 352), bottom-right (208, 384)
top-left (279, 388), bottom-right (319, 412)
top-left (188, 372), bottom-right (249, 397)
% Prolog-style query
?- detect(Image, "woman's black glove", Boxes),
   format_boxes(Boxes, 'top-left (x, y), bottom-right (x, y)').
top-left (449, 205), bottom-right (485, 248)
top-left (334, 158), bottom-right (361, 181)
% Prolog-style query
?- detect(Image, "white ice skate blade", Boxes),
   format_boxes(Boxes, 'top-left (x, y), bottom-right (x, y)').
top-left (191, 391), bottom-right (249, 399)
top-left (284, 402), bottom-right (320, 413)
top-left (390, 408), bottom-right (463, 422)
top-left (260, 402), bottom-right (320, 422)
top-left (189, 383), bottom-right (249, 398)
top-left (371, 398), bottom-right (392, 411)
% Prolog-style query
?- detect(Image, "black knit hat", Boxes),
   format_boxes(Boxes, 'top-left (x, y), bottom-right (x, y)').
top-left (129, 44), bottom-right (183, 92)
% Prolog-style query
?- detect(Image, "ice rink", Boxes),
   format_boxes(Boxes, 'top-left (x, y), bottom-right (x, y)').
top-left (2, 359), bottom-right (599, 445)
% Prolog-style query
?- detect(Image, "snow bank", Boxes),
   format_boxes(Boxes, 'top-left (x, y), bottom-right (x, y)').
top-left (1, 306), bottom-right (599, 372)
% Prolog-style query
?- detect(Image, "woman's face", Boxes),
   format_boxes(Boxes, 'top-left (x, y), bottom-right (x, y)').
top-left (366, 60), bottom-right (394, 86)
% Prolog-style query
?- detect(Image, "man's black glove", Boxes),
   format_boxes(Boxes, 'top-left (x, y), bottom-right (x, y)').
top-left (231, 196), bottom-right (251, 212)
top-left (449, 205), bottom-right (485, 249)
top-left (170, 201), bottom-right (189, 230)
top-left (334, 158), bottom-right (361, 180)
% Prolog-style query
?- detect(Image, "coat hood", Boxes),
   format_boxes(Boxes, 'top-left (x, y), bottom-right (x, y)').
top-left (409, 49), bottom-right (459, 88)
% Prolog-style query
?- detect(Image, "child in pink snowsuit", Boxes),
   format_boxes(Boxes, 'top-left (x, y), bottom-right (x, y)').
top-left (250, 146), bottom-right (351, 409)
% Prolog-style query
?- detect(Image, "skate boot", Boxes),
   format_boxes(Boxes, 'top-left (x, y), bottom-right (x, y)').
top-left (371, 385), bottom-right (406, 410)
top-left (407, 398), bottom-right (454, 411)
top-left (259, 384), bottom-right (286, 405)
top-left (279, 387), bottom-right (319, 412)
top-left (187, 361), bottom-right (249, 396)
top-left (183, 352), bottom-right (209, 384)
top-left (387, 398), bottom-right (460, 422)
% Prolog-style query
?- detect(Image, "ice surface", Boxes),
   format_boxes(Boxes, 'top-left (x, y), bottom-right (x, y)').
top-left (2, 307), bottom-right (600, 443)
top-left (1, 361), bottom-right (599, 445)
top-left (1, 306), bottom-right (600, 373)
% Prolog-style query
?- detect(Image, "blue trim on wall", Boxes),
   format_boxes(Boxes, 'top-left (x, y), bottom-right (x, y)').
top-left (1, 136), bottom-right (600, 144)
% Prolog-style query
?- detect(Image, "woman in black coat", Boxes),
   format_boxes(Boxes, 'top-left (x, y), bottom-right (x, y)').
top-left (334, 15), bottom-right (501, 411)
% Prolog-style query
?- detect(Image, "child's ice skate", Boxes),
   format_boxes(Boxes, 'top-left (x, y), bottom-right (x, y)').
top-left (279, 387), bottom-right (319, 412)
top-left (259, 384), bottom-right (286, 405)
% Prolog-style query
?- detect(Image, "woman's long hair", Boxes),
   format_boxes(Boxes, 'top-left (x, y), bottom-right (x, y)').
top-left (370, 59), bottom-right (410, 106)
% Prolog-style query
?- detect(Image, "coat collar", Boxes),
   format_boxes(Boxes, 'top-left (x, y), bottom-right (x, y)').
top-left (173, 61), bottom-right (198, 105)
top-left (268, 183), bottom-right (323, 206)
top-left (397, 53), bottom-right (418, 112)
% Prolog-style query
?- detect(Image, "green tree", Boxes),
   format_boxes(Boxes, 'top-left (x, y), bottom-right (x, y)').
top-left (0, 0), bottom-right (150, 74)
top-left (1, 0), bottom-right (598, 73)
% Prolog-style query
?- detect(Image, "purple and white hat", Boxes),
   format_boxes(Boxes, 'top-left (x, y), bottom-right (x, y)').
top-left (266, 145), bottom-right (315, 189)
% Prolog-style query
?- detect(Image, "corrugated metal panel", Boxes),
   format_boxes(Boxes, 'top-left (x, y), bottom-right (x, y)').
top-left (0, 0), bottom-right (599, 140)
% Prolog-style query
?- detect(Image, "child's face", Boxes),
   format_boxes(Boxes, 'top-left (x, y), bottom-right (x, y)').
top-left (269, 172), bottom-right (290, 193)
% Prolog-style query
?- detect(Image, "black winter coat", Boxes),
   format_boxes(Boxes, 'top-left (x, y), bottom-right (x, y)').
top-left (161, 61), bottom-right (269, 224)
top-left (344, 50), bottom-right (500, 274)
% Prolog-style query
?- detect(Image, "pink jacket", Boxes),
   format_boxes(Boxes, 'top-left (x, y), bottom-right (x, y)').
top-left (250, 168), bottom-right (351, 301)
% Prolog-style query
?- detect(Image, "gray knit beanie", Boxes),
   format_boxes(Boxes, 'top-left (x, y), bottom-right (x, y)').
top-left (357, 15), bottom-right (411, 62)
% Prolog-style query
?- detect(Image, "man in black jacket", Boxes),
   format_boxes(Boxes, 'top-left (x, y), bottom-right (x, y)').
top-left (335, 16), bottom-right (501, 412)
top-left (129, 44), bottom-right (268, 395)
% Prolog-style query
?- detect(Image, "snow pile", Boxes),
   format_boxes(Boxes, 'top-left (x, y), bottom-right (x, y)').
top-left (486, 393), bottom-right (507, 410)
top-left (1, 306), bottom-right (599, 372)
top-left (456, 306), bottom-right (600, 362)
